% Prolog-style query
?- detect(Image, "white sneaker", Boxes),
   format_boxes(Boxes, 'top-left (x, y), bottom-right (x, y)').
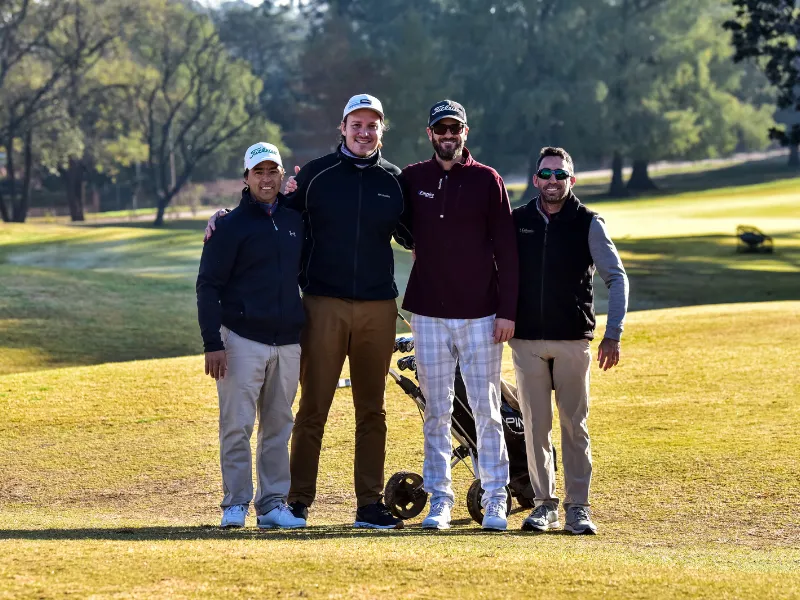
top-left (522, 504), bottom-right (560, 532)
top-left (421, 501), bottom-right (452, 529)
top-left (482, 500), bottom-right (507, 531)
top-left (257, 503), bottom-right (307, 529)
top-left (220, 504), bottom-right (248, 528)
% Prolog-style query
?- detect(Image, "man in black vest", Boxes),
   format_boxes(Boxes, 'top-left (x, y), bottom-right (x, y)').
top-left (510, 147), bottom-right (628, 535)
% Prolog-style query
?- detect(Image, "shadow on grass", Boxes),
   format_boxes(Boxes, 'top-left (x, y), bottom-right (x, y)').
top-left (511, 157), bottom-right (800, 206)
top-left (603, 232), bottom-right (800, 311)
top-left (0, 264), bottom-right (199, 375)
top-left (0, 524), bottom-right (578, 541)
top-left (82, 219), bottom-right (208, 231)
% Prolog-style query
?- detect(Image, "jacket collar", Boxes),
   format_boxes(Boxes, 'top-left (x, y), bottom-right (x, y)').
top-left (337, 143), bottom-right (382, 168)
top-left (532, 191), bottom-right (581, 221)
top-left (240, 188), bottom-right (285, 214)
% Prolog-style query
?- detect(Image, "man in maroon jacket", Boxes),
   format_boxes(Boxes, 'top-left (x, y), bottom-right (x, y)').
top-left (400, 100), bottom-right (519, 530)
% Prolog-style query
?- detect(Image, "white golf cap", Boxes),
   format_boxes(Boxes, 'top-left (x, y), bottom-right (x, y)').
top-left (342, 94), bottom-right (384, 120)
top-left (244, 142), bottom-right (282, 171)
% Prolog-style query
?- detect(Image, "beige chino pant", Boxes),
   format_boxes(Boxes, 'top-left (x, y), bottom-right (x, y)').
top-left (509, 338), bottom-right (592, 508)
top-left (217, 326), bottom-right (300, 515)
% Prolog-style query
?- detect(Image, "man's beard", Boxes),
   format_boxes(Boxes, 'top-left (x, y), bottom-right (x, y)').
top-left (432, 137), bottom-right (464, 161)
top-left (540, 185), bottom-right (569, 204)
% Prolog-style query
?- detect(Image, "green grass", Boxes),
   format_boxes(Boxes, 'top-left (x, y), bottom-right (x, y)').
top-left (6, 177), bottom-right (796, 373)
top-left (1, 172), bottom-right (800, 597)
top-left (1, 303), bottom-right (798, 598)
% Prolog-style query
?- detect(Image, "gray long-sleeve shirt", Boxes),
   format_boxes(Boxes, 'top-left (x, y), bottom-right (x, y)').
top-left (588, 215), bottom-right (629, 341)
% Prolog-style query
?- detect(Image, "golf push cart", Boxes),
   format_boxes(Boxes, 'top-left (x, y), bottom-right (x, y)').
top-left (384, 316), bottom-right (555, 525)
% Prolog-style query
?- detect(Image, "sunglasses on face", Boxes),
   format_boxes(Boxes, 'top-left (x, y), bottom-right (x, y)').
top-left (536, 168), bottom-right (571, 181)
top-left (431, 122), bottom-right (465, 135)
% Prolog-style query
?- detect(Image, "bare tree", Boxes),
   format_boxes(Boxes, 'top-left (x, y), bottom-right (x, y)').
top-left (131, 7), bottom-right (262, 225)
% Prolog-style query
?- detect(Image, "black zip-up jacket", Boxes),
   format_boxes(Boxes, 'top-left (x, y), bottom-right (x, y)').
top-left (513, 192), bottom-right (597, 341)
top-left (197, 191), bottom-right (305, 352)
top-left (286, 144), bottom-right (413, 300)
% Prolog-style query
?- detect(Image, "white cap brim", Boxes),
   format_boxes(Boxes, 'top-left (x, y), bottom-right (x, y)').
top-left (244, 142), bottom-right (283, 171)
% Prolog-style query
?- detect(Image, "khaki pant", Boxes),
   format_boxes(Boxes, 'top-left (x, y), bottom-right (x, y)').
top-left (289, 294), bottom-right (397, 508)
top-left (509, 338), bottom-right (592, 508)
top-left (217, 327), bottom-right (300, 515)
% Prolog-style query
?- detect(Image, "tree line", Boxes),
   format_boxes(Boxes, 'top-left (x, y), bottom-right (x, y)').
top-left (0, 0), bottom-right (796, 224)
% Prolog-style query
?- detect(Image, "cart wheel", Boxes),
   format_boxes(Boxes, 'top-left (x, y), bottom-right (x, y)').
top-left (466, 479), bottom-right (513, 525)
top-left (384, 471), bottom-right (427, 519)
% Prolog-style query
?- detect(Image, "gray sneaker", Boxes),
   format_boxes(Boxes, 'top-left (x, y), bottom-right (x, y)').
top-left (564, 505), bottom-right (597, 535)
top-left (522, 504), bottom-right (560, 532)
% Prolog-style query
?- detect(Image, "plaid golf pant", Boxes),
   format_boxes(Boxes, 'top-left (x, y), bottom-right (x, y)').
top-left (411, 314), bottom-right (509, 508)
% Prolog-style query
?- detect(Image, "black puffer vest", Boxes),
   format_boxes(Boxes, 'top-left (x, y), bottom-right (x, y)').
top-left (512, 192), bottom-right (597, 340)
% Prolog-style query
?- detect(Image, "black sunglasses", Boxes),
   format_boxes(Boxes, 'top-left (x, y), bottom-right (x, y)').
top-left (431, 122), bottom-right (465, 135)
top-left (536, 168), bottom-right (571, 181)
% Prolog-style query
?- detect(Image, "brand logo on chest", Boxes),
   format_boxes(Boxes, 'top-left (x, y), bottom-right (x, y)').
top-left (418, 190), bottom-right (435, 199)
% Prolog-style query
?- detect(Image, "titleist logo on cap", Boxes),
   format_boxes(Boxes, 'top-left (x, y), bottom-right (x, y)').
top-left (432, 103), bottom-right (459, 115)
top-left (348, 98), bottom-right (373, 110)
top-left (249, 146), bottom-right (278, 159)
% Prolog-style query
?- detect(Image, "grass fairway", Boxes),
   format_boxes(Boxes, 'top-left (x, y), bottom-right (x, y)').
top-left (1, 174), bottom-right (799, 598)
top-left (1, 303), bottom-right (799, 598)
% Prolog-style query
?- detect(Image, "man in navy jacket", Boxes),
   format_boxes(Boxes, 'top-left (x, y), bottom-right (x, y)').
top-left (197, 143), bottom-right (306, 530)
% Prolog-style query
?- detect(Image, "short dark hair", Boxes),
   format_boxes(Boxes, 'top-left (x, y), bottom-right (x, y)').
top-left (536, 147), bottom-right (574, 174)
top-left (243, 164), bottom-right (284, 181)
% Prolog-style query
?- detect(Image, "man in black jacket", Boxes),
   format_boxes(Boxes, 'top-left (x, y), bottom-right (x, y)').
top-left (197, 142), bottom-right (306, 530)
top-left (511, 147), bottom-right (628, 535)
top-left (205, 95), bottom-right (413, 529)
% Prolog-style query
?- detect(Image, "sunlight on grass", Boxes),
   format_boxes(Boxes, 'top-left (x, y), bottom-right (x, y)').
top-left (0, 303), bottom-right (798, 597)
top-left (1, 171), bottom-right (799, 597)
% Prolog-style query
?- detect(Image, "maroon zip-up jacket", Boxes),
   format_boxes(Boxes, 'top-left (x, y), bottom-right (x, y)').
top-left (400, 148), bottom-right (518, 321)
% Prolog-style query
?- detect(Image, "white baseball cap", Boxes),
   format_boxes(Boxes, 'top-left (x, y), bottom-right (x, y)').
top-left (244, 142), bottom-right (282, 171)
top-left (342, 94), bottom-right (384, 120)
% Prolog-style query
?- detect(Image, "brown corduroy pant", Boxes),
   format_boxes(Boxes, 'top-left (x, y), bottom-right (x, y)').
top-left (288, 294), bottom-right (397, 508)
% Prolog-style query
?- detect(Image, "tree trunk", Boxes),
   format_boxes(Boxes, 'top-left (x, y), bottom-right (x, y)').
top-left (0, 187), bottom-right (8, 222)
top-left (154, 200), bottom-right (167, 226)
top-left (5, 130), bottom-right (16, 220)
top-left (626, 159), bottom-right (658, 192)
top-left (66, 159), bottom-right (85, 221)
top-left (12, 129), bottom-right (33, 222)
top-left (607, 151), bottom-right (627, 197)
top-left (789, 143), bottom-right (799, 168)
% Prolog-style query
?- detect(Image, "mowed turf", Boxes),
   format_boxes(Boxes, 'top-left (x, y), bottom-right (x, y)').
top-left (1, 303), bottom-right (799, 598)
top-left (1, 176), bottom-right (799, 375)
top-left (1, 174), bottom-right (800, 598)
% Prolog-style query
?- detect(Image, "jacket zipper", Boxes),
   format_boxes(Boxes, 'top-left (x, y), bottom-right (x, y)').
top-left (270, 210), bottom-right (282, 345)
top-left (539, 221), bottom-right (548, 338)
top-left (439, 175), bottom-right (448, 219)
top-left (353, 171), bottom-right (363, 297)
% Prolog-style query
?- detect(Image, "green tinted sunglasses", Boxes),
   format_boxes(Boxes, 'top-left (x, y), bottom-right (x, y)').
top-left (536, 168), bottom-right (571, 180)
